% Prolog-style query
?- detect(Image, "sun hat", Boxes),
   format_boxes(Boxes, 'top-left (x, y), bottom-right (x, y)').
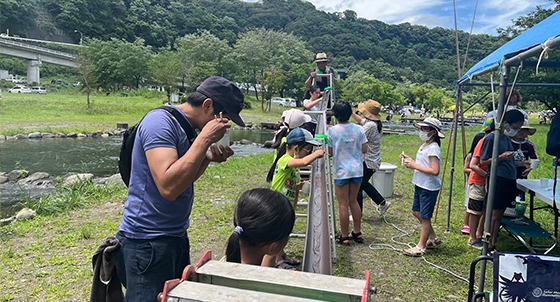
top-left (196, 76), bottom-right (245, 127)
top-left (414, 117), bottom-right (445, 138)
top-left (313, 53), bottom-right (329, 63)
top-left (284, 109), bottom-right (312, 129)
top-left (520, 119), bottom-right (537, 135)
top-left (286, 128), bottom-right (321, 146)
top-left (357, 100), bottom-right (381, 121)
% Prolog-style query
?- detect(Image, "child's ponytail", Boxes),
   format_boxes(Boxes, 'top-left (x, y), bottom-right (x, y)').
top-left (226, 231), bottom-right (242, 263)
top-left (267, 142), bottom-right (287, 182)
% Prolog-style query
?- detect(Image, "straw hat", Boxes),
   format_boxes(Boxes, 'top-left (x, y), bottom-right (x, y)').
top-left (313, 53), bottom-right (329, 63)
top-left (414, 117), bottom-right (445, 138)
top-left (357, 100), bottom-right (381, 121)
top-left (520, 119), bottom-right (536, 135)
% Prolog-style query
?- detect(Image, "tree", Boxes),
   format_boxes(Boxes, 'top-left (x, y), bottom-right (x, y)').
top-left (149, 50), bottom-right (180, 103)
top-left (76, 44), bottom-right (100, 109)
top-left (497, 0), bottom-right (559, 38)
top-left (339, 73), bottom-right (404, 106)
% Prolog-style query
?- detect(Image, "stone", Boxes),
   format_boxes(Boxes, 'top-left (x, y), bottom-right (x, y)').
top-left (28, 132), bottom-right (42, 139)
top-left (17, 172), bottom-right (49, 185)
top-left (98, 174), bottom-right (125, 186)
top-left (0, 135), bottom-right (5, 140)
top-left (101, 133), bottom-right (109, 138)
top-left (55, 132), bottom-right (67, 138)
top-left (77, 133), bottom-right (87, 138)
top-left (6, 136), bottom-right (16, 140)
top-left (6, 170), bottom-right (24, 182)
top-left (15, 208), bottom-right (36, 221)
top-left (41, 133), bottom-right (55, 138)
top-left (88, 131), bottom-right (102, 137)
top-left (63, 173), bottom-right (94, 185)
top-left (0, 216), bottom-right (16, 227)
top-left (0, 176), bottom-right (8, 184)
top-left (263, 140), bottom-right (274, 148)
top-left (240, 139), bottom-right (252, 145)
top-left (67, 132), bottom-right (77, 138)
top-left (15, 134), bottom-right (27, 139)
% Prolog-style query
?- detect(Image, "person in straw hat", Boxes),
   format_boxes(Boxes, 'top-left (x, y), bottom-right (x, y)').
top-left (305, 52), bottom-right (337, 90)
top-left (351, 100), bottom-right (391, 216)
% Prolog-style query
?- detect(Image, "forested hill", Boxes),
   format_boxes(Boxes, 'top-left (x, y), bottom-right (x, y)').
top-left (1, 0), bottom-right (505, 87)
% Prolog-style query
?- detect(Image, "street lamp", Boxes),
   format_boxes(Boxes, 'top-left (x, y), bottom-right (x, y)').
top-left (74, 29), bottom-right (83, 45)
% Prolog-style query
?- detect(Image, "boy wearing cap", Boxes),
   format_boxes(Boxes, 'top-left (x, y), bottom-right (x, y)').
top-left (114, 76), bottom-right (245, 301)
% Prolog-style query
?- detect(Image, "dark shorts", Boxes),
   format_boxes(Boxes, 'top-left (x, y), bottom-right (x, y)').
top-left (334, 177), bottom-right (363, 186)
top-left (490, 176), bottom-right (517, 210)
top-left (412, 185), bottom-right (439, 219)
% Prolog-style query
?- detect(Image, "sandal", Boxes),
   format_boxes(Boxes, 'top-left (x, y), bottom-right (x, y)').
top-left (403, 246), bottom-right (426, 257)
top-left (426, 237), bottom-right (442, 249)
top-left (335, 235), bottom-right (350, 246)
top-left (281, 253), bottom-right (301, 266)
top-left (349, 231), bottom-right (364, 243)
top-left (486, 246), bottom-right (496, 257)
top-left (275, 260), bottom-right (296, 271)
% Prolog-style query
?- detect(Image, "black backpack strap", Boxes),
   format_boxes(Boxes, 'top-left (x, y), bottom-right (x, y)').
top-left (156, 106), bottom-right (198, 144)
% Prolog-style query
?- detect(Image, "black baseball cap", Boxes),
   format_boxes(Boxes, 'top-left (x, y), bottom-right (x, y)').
top-left (196, 76), bottom-right (245, 127)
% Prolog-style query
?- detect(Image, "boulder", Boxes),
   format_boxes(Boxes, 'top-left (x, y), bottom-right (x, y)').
top-left (239, 139), bottom-right (253, 145)
top-left (15, 134), bottom-right (27, 139)
top-left (67, 132), bottom-right (78, 138)
top-left (98, 174), bottom-right (126, 187)
top-left (0, 176), bottom-right (8, 184)
top-left (15, 208), bottom-right (36, 221)
top-left (28, 132), bottom-right (42, 139)
top-left (0, 135), bottom-right (5, 140)
top-left (77, 133), bottom-right (87, 138)
top-left (6, 136), bottom-right (16, 140)
top-left (88, 131), bottom-right (102, 137)
top-left (41, 133), bottom-right (55, 138)
top-left (55, 132), bottom-right (67, 138)
top-left (263, 140), bottom-right (274, 148)
top-left (17, 172), bottom-right (49, 185)
top-left (101, 133), bottom-right (109, 138)
top-left (64, 173), bottom-right (94, 185)
top-left (0, 216), bottom-right (16, 227)
top-left (6, 170), bottom-right (24, 182)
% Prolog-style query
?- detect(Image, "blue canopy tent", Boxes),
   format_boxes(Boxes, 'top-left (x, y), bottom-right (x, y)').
top-left (447, 10), bottom-right (560, 300)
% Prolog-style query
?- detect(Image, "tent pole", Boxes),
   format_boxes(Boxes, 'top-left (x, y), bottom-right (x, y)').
top-left (477, 64), bottom-right (510, 295)
top-left (434, 108), bottom-right (457, 223)
top-left (446, 88), bottom-right (462, 232)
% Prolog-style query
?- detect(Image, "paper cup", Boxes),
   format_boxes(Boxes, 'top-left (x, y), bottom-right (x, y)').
top-left (216, 132), bottom-right (230, 148)
top-left (530, 159), bottom-right (539, 169)
top-left (540, 178), bottom-right (549, 189)
top-left (404, 158), bottom-right (412, 163)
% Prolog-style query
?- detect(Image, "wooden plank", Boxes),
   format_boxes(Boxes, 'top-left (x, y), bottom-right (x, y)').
top-left (167, 281), bottom-right (323, 302)
top-left (196, 260), bottom-right (367, 302)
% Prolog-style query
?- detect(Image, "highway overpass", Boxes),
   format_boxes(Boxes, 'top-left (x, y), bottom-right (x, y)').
top-left (0, 36), bottom-right (76, 84)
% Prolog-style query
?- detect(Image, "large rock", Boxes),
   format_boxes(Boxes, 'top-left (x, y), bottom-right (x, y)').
top-left (67, 132), bottom-right (77, 138)
top-left (0, 135), bottom-right (5, 140)
top-left (28, 132), bottom-right (42, 139)
top-left (98, 174), bottom-right (126, 187)
top-left (6, 170), bottom-right (24, 182)
top-left (15, 208), bottom-right (36, 221)
top-left (0, 216), bottom-right (16, 226)
top-left (0, 176), bottom-right (8, 184)
top-left (239, 139), bottom-right (253, 145)
top-left (55, 132), bottom-right (67, 138)
top-left (64, 173), bottom-right (94, 185)
top-left (101, 133), bottom-right (109, 138)
top-left (77, 133), bottom-right (87, 138)
top-left (263, 140), bottom-right (274, 148)
top-left (41, 133), bottom-right (55, 138)
top-left (17, 172), bottom-right (50, 185)
top-left (15, 134), bottom-right (27, 139)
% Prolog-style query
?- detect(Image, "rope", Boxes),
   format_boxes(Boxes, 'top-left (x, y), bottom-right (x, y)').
top-left (536, 41), bottom-right (551, 75)
top-left (498, 62), bottom-right (522, 126)
top-left (490, 73), bottom-right (496, 115)
top-left (368, 200), bottom-right (478, 290)
top-left (461, 0), bottom-right (479, 75)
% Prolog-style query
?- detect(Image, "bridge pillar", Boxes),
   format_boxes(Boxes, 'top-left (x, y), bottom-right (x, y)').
top-left (25, 60), bottom-right (42, 84)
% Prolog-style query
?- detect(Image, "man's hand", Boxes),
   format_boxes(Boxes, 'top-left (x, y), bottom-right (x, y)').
top-left (521, 167), bottom-right (532, 177)
top-left (326, 69), bottom-right (332, 74)
top-left (206, 144), bottom-right (234, 163)
top-left (310, 71), bottom-right (317, 78)
top-left (198, 116), bottom-right (231, 144)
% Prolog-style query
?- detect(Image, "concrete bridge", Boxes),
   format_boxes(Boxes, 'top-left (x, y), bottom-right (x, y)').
top-left (0, 36), bottom-right (76, 84)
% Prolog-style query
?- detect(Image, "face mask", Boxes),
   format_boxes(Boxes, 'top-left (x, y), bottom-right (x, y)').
top-left (503, 124), bottom-right (518, 137)
top-left (419, 131), bottom-right (431, 141)
top-left (506, 105), bottom-right (517, 111)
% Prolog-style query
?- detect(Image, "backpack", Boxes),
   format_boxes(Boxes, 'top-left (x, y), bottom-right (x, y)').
top-left (547, 113), bottom-right (560, 157)
top-left (118, 106), bottom-right (197, 187)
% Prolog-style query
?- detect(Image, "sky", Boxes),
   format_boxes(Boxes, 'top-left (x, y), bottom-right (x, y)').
top-left (244, 0), bottom-right (556, 35)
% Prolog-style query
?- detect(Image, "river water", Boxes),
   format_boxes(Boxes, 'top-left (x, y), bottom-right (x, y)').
top-left (0, 129), bottom-right (275, 217)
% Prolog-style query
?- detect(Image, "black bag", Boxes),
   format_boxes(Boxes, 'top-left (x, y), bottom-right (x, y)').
top-left (118, 106), bottom-right (197, 187)
top-left (547, 114), bottom-right (560, 157)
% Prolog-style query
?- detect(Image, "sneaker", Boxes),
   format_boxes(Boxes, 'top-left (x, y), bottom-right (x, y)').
top-left (468, 238), bottom-right (483, 250)
top-left (378, 201), bottom-right (391, 215)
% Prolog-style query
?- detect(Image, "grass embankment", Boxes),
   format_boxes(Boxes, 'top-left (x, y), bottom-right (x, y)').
top-left (0, 93), bottom-right (286, 135)
top-left (1, 122), bottom-right (556, 301)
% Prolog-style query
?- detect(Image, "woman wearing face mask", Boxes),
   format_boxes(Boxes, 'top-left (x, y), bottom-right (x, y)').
top-left (479, 109), bottom-right (525, 254)
top-left (399, 118), bottom-right (445, 256)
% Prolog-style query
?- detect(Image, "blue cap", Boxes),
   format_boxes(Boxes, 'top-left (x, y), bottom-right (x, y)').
top-left (286, 128), bottom-right (321, 146)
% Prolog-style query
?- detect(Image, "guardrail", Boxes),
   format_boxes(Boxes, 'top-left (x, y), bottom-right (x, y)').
top-left (0, 38), bottom-right (76, 59)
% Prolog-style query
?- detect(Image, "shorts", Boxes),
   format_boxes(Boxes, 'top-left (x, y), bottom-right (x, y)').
top-left (490, 176), bottom-right (517, 210)
top-left (412, 185), bottom-right (439, 219)
top-left (334, 177), bottom-right (363, 186)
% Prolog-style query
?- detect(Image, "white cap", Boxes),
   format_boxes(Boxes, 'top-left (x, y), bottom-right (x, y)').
top-left (284, 109), bottom-right (311, 129)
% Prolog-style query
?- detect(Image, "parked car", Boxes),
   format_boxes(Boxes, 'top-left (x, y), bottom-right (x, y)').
top-left (51, 79), bottom-right (70, 86)
top-left (12, 78), bottom-right (27, 84)
top-left (270, 97), bottom-right (297, 107)
top-left (8, 86), bottom-right (31, 93)
top-left (31, 86), bottom-right (47, 94)
top-left (73, 81), bottom-right (81, 87)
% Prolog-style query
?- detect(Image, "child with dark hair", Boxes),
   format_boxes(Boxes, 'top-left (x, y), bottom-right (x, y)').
top-left (328, 100), bottom-right (368, 246)
top-left (462, 132), bottom-right (486, 235)
top-left (266, 128), bottom-right (324, 269)
top-left (480, 109), bottom-right (525, 253)
top-left (399, 118), bottom-right (444, 256)
top-left (226, 188), bottom-right (295, 265)
top-left (466, 118), bottom-right (495, 249)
